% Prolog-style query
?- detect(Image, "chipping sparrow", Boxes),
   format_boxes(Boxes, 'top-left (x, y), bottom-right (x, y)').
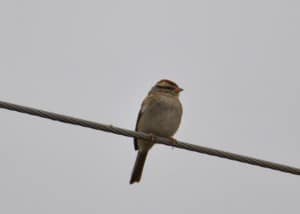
top-left (130, 79), bottom-right (183, 184)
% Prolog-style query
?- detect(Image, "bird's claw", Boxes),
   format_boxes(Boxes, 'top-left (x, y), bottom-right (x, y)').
top-left (149, 133), bottom-right (157, 143)
top-left (169, 137), bottom-right (178, 149)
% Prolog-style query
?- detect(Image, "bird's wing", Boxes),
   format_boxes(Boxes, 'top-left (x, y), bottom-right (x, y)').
top-left (134, 95), bottom-right (156, 150)
top-left (134, 109), bottom-right (143, 150)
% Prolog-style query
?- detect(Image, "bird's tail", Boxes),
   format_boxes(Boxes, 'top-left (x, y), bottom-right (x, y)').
top-left (130, 151), bottom-right (148, 184)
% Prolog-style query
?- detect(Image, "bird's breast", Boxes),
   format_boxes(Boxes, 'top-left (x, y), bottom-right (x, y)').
top-left (137, 96), bottom-right (182, 137)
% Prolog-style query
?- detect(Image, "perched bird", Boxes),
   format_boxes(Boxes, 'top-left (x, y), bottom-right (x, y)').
top-left (130, 79), bottom-right (183, 184)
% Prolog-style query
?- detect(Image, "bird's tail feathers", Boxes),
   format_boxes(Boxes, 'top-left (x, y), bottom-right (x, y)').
top-left (130, 151), bottom-right (148, 184)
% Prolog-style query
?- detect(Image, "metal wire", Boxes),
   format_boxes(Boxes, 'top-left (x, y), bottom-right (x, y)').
top-left (0, 100), bottom-right (299, 176)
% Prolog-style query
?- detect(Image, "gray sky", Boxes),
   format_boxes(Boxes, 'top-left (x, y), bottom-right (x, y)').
top-left (0, 0), bottom-right (299, 213)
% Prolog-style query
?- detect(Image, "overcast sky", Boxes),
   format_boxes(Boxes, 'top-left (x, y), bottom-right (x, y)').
top-left (0, 1), bottom-right (299, 213)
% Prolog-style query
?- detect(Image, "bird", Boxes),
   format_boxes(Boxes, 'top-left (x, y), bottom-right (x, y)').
top-left (130, 79), bottom-right (183, 184)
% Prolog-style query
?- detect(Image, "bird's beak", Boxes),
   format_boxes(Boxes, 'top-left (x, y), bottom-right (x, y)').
top-left (175, 87), bottom-right (184, 93)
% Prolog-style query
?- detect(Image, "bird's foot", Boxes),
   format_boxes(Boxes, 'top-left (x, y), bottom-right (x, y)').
top-left (168, 137), bottom-right (178, 149)
top-left (149, 133), bottom-right (157, 143)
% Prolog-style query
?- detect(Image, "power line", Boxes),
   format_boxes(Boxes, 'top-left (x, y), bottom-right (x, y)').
top-left (0, 100), bottom-right (299, 176)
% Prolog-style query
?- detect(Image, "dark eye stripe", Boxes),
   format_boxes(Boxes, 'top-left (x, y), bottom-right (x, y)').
top-left (157, 85), bottom-right (175, 90)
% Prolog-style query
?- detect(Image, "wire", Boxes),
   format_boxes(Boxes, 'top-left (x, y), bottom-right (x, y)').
top-left (0, 100), bottom-right (299, 176)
